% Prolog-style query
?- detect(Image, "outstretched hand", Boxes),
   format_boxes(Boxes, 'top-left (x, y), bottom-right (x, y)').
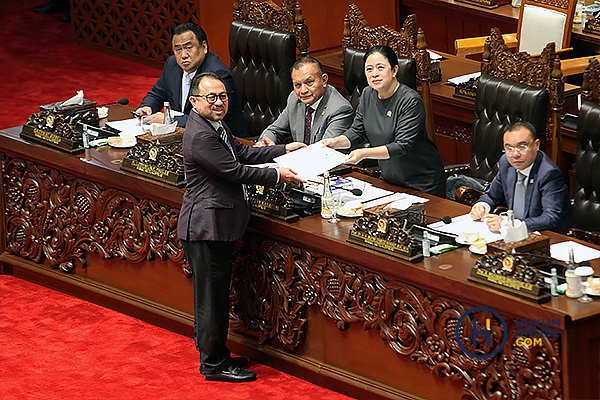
top-left (278, 167), bottom-right (306, 183)
top-left (285, 142), bottom-right (307, 153)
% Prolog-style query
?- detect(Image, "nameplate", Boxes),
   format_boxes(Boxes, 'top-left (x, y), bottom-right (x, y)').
top-left (347, 229), bottom-right (422, 261)
top-left (121, 157), bottom-right (186, 187)
top-left (584, 18), bottom-right (600, 35)
top-left (468, 252), bottom-right (551, 303)
top-left (20, 125), bottom-right (83, 154)
top-left (455, 0), bottom-right (511, 9)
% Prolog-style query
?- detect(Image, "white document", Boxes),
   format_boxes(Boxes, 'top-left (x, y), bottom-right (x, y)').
top-left (274, 143), bottom-right (347, 180)
top-left (550, 241), bottom-right (600, 263)
top-left (428, 213), bottom-right (503, 242)
top-left (106, 118), bottom-right (146, 136)
top-left (447, 72), bottom-right (481, 86)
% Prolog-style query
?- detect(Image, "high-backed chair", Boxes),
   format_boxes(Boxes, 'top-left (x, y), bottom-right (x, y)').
top-left (229, 0), bottom-right (310, 138)
top-left (448, 30), bottom-right (563, 205)
top-left (454, 0), bottom-right (576, 57)
top-left (566, 57), bottom-right (600, 244)
top-left (341, 6), bottom-right (436, 144)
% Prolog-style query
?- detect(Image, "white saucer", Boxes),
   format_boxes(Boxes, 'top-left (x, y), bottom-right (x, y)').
top-left (455, 235), bottom-right (489, 245)
top-left (110, 141), bottom-right (136, 148)
top-left (468, 244), bottom-right (487, 255)
top-left (337, 209), bottom-right (363, 218)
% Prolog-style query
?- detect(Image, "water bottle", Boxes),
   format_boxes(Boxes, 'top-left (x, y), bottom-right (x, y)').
top-left (163, 101), bottom-right (173, 124)
top-left (422, 231), bottom-right (431, 257)
top-left (565, 248), bottom-right (582, 298)
top-left (321, 171), bottom-right (333, 219)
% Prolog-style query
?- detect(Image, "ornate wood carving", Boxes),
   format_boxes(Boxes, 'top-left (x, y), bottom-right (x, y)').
top-left (232, 0), bottom-right (310, 57)
top-left (581, 57), bottom-right (600, 104)
top-left (72, 0), bottom-right (199, 66)
top-left (482, 28), bottom-right (563, 161)
top-left (230, 233), bottom-right (563, 399)
top-left (1, 155), bottom-right (186, 274)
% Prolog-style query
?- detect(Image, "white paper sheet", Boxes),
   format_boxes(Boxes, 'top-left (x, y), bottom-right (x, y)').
top-left (550, 241), bottom-right (600, 263)
top-left (274, 143), bottom-right (347, 180)
top-left (428, 213), bottom-right (503, 242)
top-left (447, 72), bottom-right (481, 86)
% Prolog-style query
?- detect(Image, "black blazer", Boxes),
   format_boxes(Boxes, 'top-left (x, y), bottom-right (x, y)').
top-left (177, 110), bottom-right (286, 242)
top-left (139, 53), bottom-right (247, 136)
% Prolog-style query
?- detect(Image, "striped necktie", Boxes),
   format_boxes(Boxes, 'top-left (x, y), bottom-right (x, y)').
top-left (304, 106), bottom-right (315, 144)
top-left (218, 125), bottom-right (247, 201)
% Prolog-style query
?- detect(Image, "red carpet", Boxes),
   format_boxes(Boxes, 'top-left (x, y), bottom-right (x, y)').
top-left (0, 0), bottom-right (161, 130)
top-left (0, 275), bottom-right (352, 399)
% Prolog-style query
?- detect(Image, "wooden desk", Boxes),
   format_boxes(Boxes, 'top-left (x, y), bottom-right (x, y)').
top-left (1, 124), bottom-right (599, 399)
top-left (399, 0), bottom-right (600, 57)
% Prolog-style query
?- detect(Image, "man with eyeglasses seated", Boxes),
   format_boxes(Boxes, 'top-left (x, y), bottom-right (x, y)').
top-left (256, 57), bottom-right (354, 145)
top-left (469, 121), bottom-right (575, 233)
top-left (135, 22), bottom-right (247, 137)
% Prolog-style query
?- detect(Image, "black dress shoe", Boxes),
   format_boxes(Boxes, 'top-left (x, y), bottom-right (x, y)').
top-left (34, 1), bottom-right (69, 14)
top-left (204, 365), bottom-right (257, 383)
top-left (200, 356), bottom-right (248, 374)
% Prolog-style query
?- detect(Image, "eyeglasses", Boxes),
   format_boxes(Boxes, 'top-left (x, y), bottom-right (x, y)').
top-left (191, 92), bottom-right (229, 104)
top-left (503, 142), bottom-right (532, 154)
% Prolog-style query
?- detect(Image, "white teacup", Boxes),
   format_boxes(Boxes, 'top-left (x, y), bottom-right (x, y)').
top-left (462, 229), bottom-right (480, 243)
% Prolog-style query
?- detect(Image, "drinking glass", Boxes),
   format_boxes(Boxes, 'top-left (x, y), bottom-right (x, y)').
top-left (328, 192), bottom-right (340, 224)
top-left (574, 266), bottom-right (594, 303)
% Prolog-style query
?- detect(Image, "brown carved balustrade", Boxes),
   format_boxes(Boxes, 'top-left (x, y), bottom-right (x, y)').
top-left (2, 155), bottom-right (187, 275)
top-left (229, 234), bottom-right (563, 399)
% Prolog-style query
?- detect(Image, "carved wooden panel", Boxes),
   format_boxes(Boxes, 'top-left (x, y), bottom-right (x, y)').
top-left (1, 155), bottom-right (186, 274)
top-left (232, 0), bottom-right (310, 56)
top-left (230, 233), bottom-right (563, 400)
top-left (72, 0), bottom-right (199, 65)
top-left (582, 57), bottom-right (600, 104)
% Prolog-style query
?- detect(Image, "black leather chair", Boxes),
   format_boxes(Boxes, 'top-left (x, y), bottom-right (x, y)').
top-left (341, 7), bottom-right (435, 144)
top-left (446, 73), bottom-right (549, 203)
top-left (229, 0), bottom-right (310, 139)
top-left (448, 35), bottom-right (564, 204)
top-left (567, 57), bottom-right (600, 244)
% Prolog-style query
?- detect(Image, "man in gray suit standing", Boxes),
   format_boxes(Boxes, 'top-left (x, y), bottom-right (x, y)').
top-left (178, 72), bottom-right (306, 382)
top-left (257, 57), bottom-right (354, 145)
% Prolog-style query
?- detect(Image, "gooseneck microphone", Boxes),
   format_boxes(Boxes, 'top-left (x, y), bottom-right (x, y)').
top-left (98, 98), bottom-right (129, 107)
top-left (407, 211), bottom-right (452, 224)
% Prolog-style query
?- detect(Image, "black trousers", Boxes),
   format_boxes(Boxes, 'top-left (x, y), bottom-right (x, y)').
top-left (181, 239), bottom-right (234, 373)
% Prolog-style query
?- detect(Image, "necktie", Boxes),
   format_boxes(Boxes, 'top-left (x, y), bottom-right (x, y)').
top-left (218, 126), bottom-right (247, 201)
top-left (513, 171), bottom-right (526, 220)
top-left (218, 126), bottom-right (235, 158)
top-left (181, 73), bottom-right (191, 109)
top-left (304, 106), bottom-right (315, 144)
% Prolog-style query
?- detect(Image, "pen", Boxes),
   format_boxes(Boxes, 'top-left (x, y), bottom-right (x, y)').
top-left (130, 110), bottom-right (143, 118)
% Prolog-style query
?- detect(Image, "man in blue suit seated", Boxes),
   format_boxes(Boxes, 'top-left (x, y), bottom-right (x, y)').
top-left (256, 57), bottom-right (354, 145)
top-left (135, 22), bottom-right (247, 137)
top-left (469, 121), bottom-right (575, 233)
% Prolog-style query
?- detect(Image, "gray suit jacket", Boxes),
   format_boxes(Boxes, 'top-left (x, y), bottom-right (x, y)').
top-left (259, 85), bottom-right (354, 144)
top-left (177, 110), bottom-right (286, 242)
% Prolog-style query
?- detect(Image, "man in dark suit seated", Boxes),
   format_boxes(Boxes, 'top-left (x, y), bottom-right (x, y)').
top-left (135, 22), bottom-right (247, 137)
top-left (178, 72), bottom-right (306, 382)
top-left (469, 121), bottom-right (575, 233)
top-left (257, 57), bottom-right (354, 145)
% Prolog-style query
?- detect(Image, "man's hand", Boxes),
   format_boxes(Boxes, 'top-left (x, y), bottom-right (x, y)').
top-left (259, 136), bottom-right (276, 147)
top-left (285, 142), bottom-right (307, 153)
top-left (482, 214), bottom-right (502, 232)
top-left (320, 135), bottom-right (350, 150)
top-left (135, 106), bottom-right (153, 116)
top-left (470, 204), bottom-right (488, 221)
top-left (278, 167), bottom-right (306, 183)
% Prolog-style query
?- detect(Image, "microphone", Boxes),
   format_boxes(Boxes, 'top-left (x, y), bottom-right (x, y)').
top-left (98, 98), bottom-right (129, 107)
top-left (407, 211), bottom-right (452, 224)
